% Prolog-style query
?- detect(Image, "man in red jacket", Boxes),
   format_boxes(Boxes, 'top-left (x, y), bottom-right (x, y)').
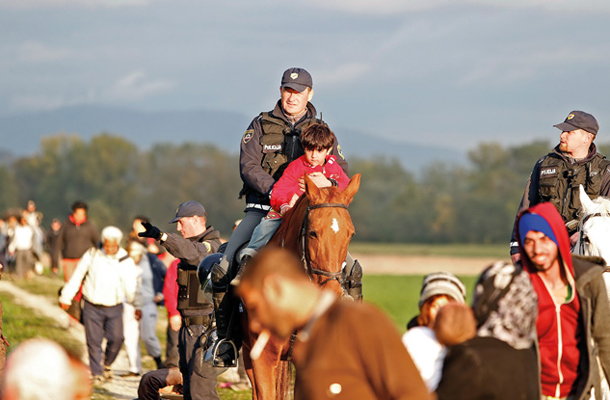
top-left (516, 202), bottom-right (610, 400)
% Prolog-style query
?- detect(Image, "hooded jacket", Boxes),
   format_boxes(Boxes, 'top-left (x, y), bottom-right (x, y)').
top-left (517, 202), bottom-right (610, 400)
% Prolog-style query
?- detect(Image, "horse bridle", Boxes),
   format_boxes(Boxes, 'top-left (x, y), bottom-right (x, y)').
top-left (299, 202), bottom-right (349, 287)
top-left (577, 212), bottom-right (607, 255)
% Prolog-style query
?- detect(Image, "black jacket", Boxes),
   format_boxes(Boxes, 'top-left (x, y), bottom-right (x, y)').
top-left (436, 336), bottom-right (539, 400)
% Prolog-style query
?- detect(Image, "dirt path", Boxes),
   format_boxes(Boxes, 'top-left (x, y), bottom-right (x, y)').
top-left (353, 253), bottom-right (509, 276)
top-left (0, 280), bottom-right (141, 399)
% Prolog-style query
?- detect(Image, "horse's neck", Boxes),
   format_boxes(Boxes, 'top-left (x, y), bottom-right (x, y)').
top-left (272, 197), bottom-right (309, 252)
top-left (578, 212), bottom-right (610, 266)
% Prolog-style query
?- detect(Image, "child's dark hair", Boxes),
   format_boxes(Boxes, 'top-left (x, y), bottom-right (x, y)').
top-left (300, 123), bottom-right (335, 151)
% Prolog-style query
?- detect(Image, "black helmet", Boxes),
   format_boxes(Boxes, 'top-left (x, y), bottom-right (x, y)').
top-left (198, 253), bottom-right (224, 287)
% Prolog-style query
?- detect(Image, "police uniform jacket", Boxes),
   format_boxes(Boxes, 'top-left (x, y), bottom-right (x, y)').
top-left (239, 101), bottom-right (347, 211)
top-left (510, 143), bottom-right (610, 254)
top-left (161, 226), bottom-right (222, 317)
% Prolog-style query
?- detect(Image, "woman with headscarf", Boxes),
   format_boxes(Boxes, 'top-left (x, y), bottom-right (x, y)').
top-left (435, 261), bottom-right (540, 400)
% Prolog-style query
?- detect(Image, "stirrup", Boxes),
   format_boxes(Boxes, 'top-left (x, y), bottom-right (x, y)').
top-left (204, 338), bottom-right (238, 368)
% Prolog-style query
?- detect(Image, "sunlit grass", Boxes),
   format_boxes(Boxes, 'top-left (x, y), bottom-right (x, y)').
top-left (1, 291), bottom-right (85, 358)
top-left (363, 274), bottom-right (479, 331)
top-left (350, 242), bottom-right (507, 258)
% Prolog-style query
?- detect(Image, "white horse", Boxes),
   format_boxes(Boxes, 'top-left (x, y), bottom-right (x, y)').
top-left (575, 184), bottom-right (610, 400)
top-left (575, 184), bottom-right (610, 264)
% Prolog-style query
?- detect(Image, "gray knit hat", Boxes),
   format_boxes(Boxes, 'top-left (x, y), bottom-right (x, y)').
top-left (418, 272), bottom-right (466, 308)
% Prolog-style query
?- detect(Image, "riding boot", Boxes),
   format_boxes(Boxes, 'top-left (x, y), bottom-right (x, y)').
top-left (344, 255), bottom-right (363, 301)
top-left (230, 251), bottom-right (254, 286)
top-left (210, 263), bottom-right (239, 367)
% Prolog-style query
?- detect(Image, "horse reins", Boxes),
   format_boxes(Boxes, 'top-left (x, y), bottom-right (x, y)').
top-left (300, 202), bottom-right (349, 287)
top-left (577, 212), bottom-right (607, 255)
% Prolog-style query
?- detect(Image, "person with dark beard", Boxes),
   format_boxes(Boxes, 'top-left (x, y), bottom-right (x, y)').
top-left (516, 202), bottom-right (610, 400)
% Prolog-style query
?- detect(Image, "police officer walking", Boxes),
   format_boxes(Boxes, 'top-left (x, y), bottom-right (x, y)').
top-left (510, 110), bottom-right (610, 262)
top-left (139, 200), bottom-right (222, 400)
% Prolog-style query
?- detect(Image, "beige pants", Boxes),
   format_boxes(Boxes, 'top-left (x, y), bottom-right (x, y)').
top-left (61, 258), bottom-right (80, 282)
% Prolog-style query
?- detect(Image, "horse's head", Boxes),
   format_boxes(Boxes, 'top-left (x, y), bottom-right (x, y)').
top-left (576, 184), bottom-right (610, 265)
top-left (301, 173), bottom-right (361, 295)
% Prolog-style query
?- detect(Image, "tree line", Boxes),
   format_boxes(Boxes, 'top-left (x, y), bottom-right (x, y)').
top-left (2, 132), bottom-right (606, 245)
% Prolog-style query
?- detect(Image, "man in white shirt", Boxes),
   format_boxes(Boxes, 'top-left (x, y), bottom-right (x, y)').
top-left (7, 215), bottom-right (34, 279)
top-left (59, 226), bottom-right (139, 384)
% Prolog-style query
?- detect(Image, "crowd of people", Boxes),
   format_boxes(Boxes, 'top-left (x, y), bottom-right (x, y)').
top-left (0, 67), bottom-right (609, 400)
top-left (0, 201), bottom-right (45, 280)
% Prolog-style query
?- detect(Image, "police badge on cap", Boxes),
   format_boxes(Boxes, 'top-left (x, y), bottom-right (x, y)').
top-left (553, 110), bottom-right (599, 135)
top-left (281, 67), bottom-right (312, 92)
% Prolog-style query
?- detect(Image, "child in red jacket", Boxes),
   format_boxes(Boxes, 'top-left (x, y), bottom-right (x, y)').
top-left (239, 123), bottom-right (350, 261)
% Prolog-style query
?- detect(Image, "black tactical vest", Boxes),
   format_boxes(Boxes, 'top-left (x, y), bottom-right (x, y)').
top-left (177, 266), bottom-right (207, 311)
top-left (538, 152), bottom-right (610, 234)
top-left (258, 111), bottom-right (324, 180)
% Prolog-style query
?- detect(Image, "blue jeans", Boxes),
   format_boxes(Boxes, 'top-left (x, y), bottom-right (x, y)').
top-left (245, 217), bottom-right (282, 253)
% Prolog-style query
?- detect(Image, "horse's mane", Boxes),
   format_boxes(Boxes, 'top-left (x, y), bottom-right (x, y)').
top-left (582, 196), bottom-right (610, 217)
top-left (578, 195), bottom-right (610, 263)
top-left (273, 186), bottom-right (343, 243)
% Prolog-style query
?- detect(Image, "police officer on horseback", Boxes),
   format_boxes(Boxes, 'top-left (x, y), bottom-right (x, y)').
top-left (209, 67), bottom-right (363, 367)
top-left (139, 200), bottom-right (222, 400)
top-left (510, 110), bottom-right (610, 262)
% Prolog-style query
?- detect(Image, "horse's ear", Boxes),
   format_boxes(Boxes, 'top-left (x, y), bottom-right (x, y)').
top-left (580, 184), bottom-right (595, 212)
top-left (340, 173), bottom-right (361, 205)
top-left (305, 174), bottom-right (323, 202)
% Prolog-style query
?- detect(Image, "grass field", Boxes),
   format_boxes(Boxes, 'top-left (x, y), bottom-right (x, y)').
top-left (362, 274), bottom-right (479, 330)
top-left (350, 242), bottom-right (507, 258)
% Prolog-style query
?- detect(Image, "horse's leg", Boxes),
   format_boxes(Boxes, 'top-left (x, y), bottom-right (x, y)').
top-left (242, 333), bottom-right (286, 400)
top-left (242, 311), bottom-right (290, 400)
top-left (276, 359), bottom-right (295, 400)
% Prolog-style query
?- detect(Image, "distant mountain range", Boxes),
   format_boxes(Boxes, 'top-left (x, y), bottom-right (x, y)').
top-left (0, 105), bottom-right (466, 172)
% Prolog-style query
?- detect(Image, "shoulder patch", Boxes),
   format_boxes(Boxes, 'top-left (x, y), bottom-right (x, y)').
top-left (243, 130), bottom-right (254, 144)
top-left (337, 145), bottom-right (345, 160)
top-left (203, 241), bottom-right (211, 252)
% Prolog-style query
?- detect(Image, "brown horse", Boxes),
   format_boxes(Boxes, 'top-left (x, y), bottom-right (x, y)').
top-left (240, 173), bottom-right (361, 400)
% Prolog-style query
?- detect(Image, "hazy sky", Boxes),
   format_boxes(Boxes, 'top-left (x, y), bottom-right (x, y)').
top-left (2, 0), bottom-right (610, 151)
